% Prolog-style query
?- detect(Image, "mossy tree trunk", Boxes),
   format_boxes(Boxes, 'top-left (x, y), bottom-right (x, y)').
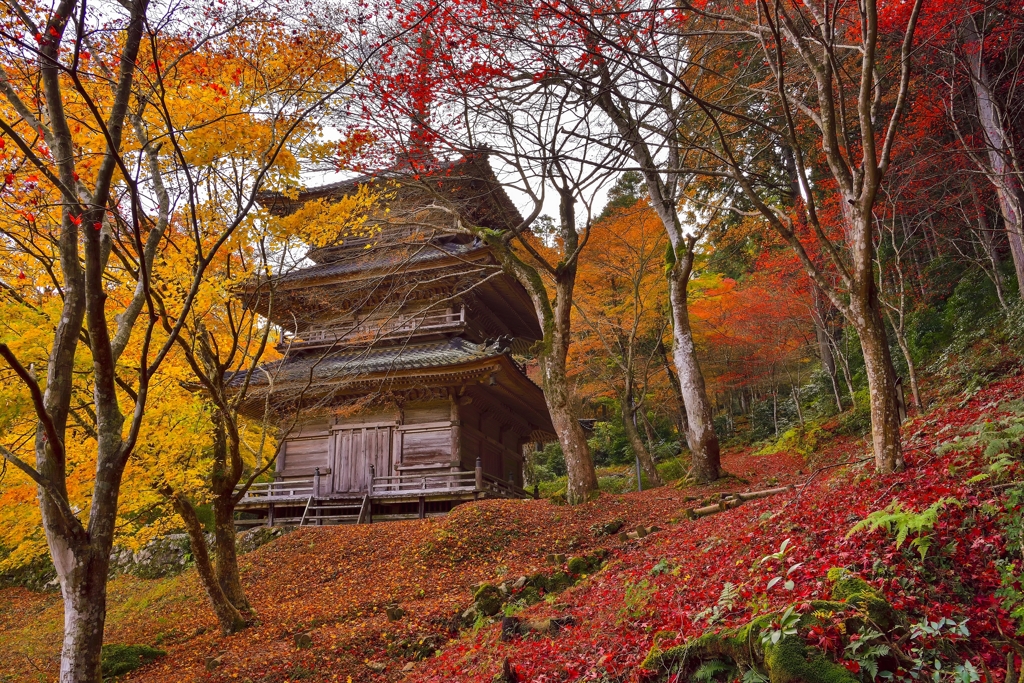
top-left (584, 50), bottom-right (722, 485)
top-left (477, 184), bottom-right (599, 505)
top-left (163, 320), bottom-right (277, 630)
top-left (164, 487), bottom-right (247, 634)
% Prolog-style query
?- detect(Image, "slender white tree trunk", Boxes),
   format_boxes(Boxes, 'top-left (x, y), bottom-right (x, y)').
top-left (667, 265), bottom-right (721, 482)
top-left (965, 18), bottom-right (1024, 298)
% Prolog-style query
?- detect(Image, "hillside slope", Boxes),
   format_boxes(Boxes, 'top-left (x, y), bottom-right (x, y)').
top-left (2, 374), bottom-right (1023, 682)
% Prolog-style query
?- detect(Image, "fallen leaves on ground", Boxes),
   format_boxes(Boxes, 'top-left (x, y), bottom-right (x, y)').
top-left (3, 375), bottom-right (1021, 682)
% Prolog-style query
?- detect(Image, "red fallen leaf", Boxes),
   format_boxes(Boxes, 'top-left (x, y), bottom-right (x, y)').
top-left (4, 174), bottom-right (12, 185)
top-left (843, 660), bottom-right (861, 673)
top-left (17, 271), bottom-right (26, 280)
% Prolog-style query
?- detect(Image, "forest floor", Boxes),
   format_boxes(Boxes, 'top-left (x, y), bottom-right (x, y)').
top-left (3, 372), bottom-right (1024, 683)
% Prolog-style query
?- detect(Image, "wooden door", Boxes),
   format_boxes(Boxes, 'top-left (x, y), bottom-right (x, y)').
top-left (332, 426), bottom-right (393, 492)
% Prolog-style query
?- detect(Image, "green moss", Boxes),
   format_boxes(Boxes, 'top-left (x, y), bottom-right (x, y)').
top-left (829, 577), bottom-right (898, 630)
top-left (829, 576), bottom-right (872, 601)
top-left (100, 643), bottom-right (166, 678)
top-left (645, 629), bottom-right (856, 683)
top-left (547, 571), bottom-right (572, 593)
top-left (664, 242), bottom-right (676, 268)
top-left (644, 575), bottom-right (901, 683)
top-left (640, 643), bottom-right (664, 670)
top-left (826, 567), bottom-right (850, 583)
top-left (567, 556), bottom-right (589, 575)
top-left (764, 636), bottom-right (858, 683)
top-left (473, 583), bottom-right (503, 617)
top-left (519, 586), bottom-right (542, 605)
top-left (587, 550), bottom-right (607, 570)
top-left (526, 572), bottom-right (549, 591)
top-left (643, 629), bottom-right (752, 674)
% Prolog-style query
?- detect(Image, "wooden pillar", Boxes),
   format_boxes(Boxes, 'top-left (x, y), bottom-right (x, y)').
top-left (275, 440), bottom-right (286, 476)
top-left (268, 502), bottom-right (275, 527)
top-left (314, 468), bottom-right (322, 526)
top-left (418, 496), bottom-right (426, 519)
top-left (368, 464), bottom-right (375, 524)
top-left (475, 456), bottom-right (484, 492)
top-left (450, 390), bottom-right (462, 469)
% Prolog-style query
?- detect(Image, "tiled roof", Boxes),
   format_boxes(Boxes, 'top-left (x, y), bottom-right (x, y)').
top-left (272, 239), bottom-right (489, 288)
top-left (236, 337), bottom-right (511, 388)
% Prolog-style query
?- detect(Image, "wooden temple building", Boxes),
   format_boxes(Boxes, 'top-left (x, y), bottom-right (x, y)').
top-left (234, 156), bottom-right (555, 526)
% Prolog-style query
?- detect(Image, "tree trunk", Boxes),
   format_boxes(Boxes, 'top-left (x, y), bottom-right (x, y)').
top-left (168, 491), bottom-right (247, 634)
top-left (621, 389), bottom-right (663, 488)
top-left (54, 545), bottom-right (109, 683)
top-left (593, 84), bottom-right (718, 480)
top-left (831, 330), bottom-right (858, 410)
top-left (772, 389), bottom-right (779, 437)
top-left (213, 494), bottom-right (250, 614)
top-left (640, 411), bottom-right (658, 450)
top-left (791, 385), bottom-right (804, 427)
top-left (178, 330), bottom-right (256, 621)
top-left (853, 298), bottom-right (905, 473)
top-left (812, 287), bottom-right (844, 411)
top-left (816, 320), bottom-right (844, 411)
top-left (667, 260), bottom-right (721, 483)
top-left (964, 17), bottom-right (1024, 299)
top-left (658, 339), bottom-right (690, 443)
top-left (539, 346), bottom-right (599, 503)
top-left (971, 179), bottom-right (1009, 309)
top-left (893, 328), bottom-right (924, 411)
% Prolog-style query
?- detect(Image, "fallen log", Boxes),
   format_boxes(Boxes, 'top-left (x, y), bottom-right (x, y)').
top-left (733, 484), bottom-right (796, 501)
top-left (684, 485), bottom-right (797, 519)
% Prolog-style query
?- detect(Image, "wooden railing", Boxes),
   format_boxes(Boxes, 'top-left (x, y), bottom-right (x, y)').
top-left (369, 468), bottom-right (530, 500)
top-left (280, 306), bottom-right (465, 350)
top-left (481, 472), bottom-right (530, 499)
top-left (371, 470), bottom-right (478, 497)
top-left (239, 462), bottom-right (531, 509)
top-left (238, 478), bottom-right (314, 502)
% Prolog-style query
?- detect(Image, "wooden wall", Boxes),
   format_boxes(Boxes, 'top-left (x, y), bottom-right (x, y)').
top-left (277, 398), bottom-right (526, 493)
top-left (456, 400), bottom-right (525, 486)
top-left (278, 421), bottom-right (331, 478)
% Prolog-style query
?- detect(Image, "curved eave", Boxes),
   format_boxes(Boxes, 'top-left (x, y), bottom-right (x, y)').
top-left (236, 353), bottom-right (554, 437)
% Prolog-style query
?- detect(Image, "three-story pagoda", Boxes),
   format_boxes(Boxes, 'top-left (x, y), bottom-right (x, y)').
top-left (234, 155), bottom-right (554, 525)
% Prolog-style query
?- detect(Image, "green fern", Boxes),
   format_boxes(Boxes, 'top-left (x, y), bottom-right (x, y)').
top-left (691, 658), bottom-right (735, 682)
top-left (936, 400), bottom-right (1024, 481)
top-left (693, 581), bottom-right (739, 626)
top-left (741, 667), bottom-right (769, 683)
top-left (848, 498), bottom-right (961, 559)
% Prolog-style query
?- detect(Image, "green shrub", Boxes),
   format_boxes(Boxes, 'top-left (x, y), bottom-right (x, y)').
top-left (656, 457), bottom-right (687, 482)
top-left (526, 442), bottom-right (566, 484)
top-left (835, 389), bottom-right (871, 436)
top-left (100, 643), bottom-right (166, 678)
top-left (757, 422), bottom-right (827, 457)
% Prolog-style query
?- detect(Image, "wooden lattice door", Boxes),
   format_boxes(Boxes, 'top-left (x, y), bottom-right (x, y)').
top-left (332, 425), bottom-right (393, 492)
